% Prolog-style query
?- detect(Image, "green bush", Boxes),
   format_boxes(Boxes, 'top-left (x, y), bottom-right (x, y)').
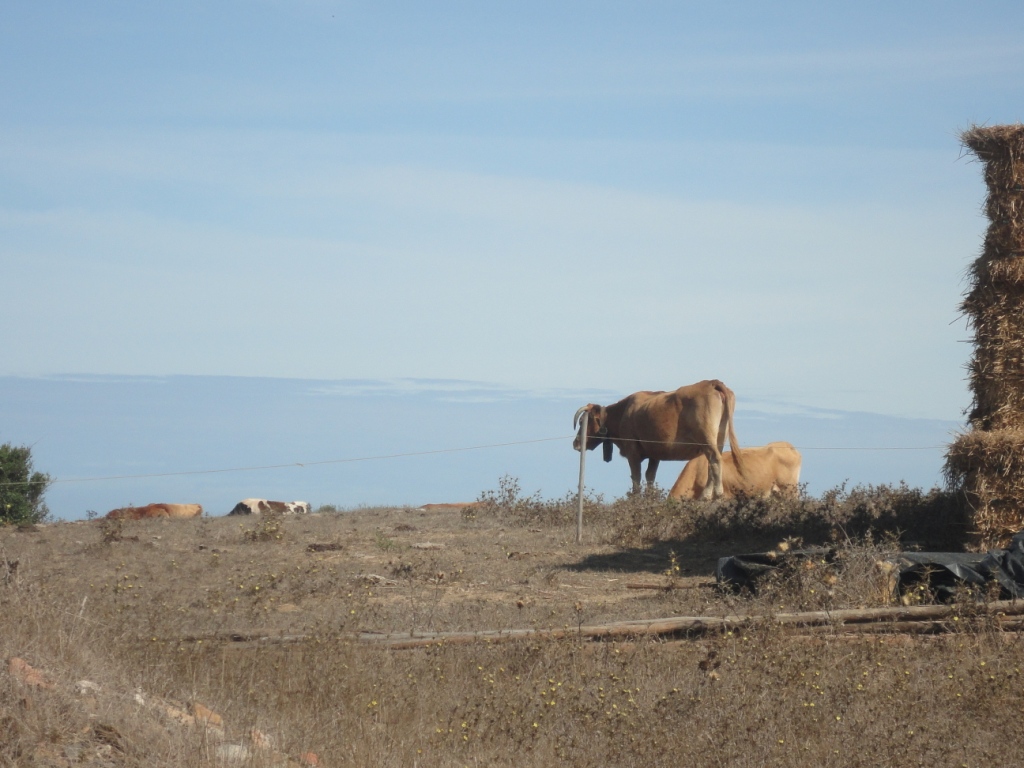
top-left (0, 442), bottom-right (52, 525)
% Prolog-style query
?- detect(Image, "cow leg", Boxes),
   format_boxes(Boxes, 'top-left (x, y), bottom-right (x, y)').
top-left (700, 448), bottom-right (724, 500)
top-left (627, 457), bottom-right (643, 495)
top-left (644, 459), bottom-right (660, 490)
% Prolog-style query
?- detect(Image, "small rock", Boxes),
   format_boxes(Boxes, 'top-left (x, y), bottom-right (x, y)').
top-left (75, 680), bottom-right (102, 696)
top-left (358, 573), bottom-right (397, 586)
top-left (299, 751), bottom-right (320, 766)
top-left (216, 743), bottom-right (251, 763)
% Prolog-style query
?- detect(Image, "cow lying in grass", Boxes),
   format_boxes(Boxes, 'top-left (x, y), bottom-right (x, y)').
top-left (227, 499), bottom-right (312, 516)
top-left (106, 503), bottom-right (203, 520)
top-left (668, 441), bottom-right (801, 500)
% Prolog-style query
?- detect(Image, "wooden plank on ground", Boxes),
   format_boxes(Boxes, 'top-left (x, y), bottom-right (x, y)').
top-left (162, 599), bottom-right (1024, 649)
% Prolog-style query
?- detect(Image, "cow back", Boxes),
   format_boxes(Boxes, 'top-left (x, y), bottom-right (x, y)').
top-left (228, 499), bottom-right (310, 516)
top-left (163, 503), bottom-right (203, 518)
top-left (106, 504), bottom-right (169, 520)
top-left (228, 499), bottom-right (265, 516)
top-left (612, 383), bottom-right (730, 461)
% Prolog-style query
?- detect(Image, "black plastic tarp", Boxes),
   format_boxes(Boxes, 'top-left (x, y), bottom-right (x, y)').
top-left (716, 532), bottom-right (1024, 600)
top-left (715, 547), bottom-right (834, 591)
top-left (895, 531), bottom-right (1024, 600)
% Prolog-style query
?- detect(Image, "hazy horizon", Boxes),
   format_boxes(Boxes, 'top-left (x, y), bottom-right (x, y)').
top-left (2, 373), bottom-right (959, 521)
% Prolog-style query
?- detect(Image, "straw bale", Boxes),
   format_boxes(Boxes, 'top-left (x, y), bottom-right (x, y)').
top-left (967, 247), bottom-right (1024, 286)
top-left (945, 125), bottom-right (1024, 546)
top-left (955, 124), bottom-right (1024, 428)
top-left (962, 123), bottom-right (1024, 149)
top-left (945, 427), bottom-right (1024, 548)
top-left (962, 298), bottom-right (1024, 428)
top-left (960, 124), bottom-right (1024, 217)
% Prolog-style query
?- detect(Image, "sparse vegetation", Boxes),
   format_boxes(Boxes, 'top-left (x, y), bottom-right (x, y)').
top-left (98, 515), bottom-right (128, 544)
top-left (240, 510), bottom-right (286, 542)
top-left (472, 474), bottom-right (607, 528)
top-left (2, 479), bottom-right (1022, 766)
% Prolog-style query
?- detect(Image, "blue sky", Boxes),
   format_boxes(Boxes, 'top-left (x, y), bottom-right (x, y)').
top-left (3, 2), bottom-right (1022, 515)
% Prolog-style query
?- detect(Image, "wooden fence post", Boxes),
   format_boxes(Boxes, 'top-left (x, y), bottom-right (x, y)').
top-left (576, 411), bottom-right (587, 544)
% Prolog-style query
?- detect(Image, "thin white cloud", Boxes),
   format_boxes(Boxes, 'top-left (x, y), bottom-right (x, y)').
top-left (146, 40), bottom-right (1024, 105)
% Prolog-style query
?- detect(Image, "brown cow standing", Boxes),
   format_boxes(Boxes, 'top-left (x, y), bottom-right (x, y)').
top-left (668, 441), bottom-right (802, 500)
top-left (573, 379), bottom-right (742, 499)
top-left (105, 503), bottom-right (203, 520)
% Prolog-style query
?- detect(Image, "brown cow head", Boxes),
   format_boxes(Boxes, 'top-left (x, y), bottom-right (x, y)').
top-left (573, 404), bottom-right (612, 461)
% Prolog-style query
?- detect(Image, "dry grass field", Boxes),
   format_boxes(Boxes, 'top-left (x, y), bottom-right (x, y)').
top-left (3, 480), bottom-right (1024, 766)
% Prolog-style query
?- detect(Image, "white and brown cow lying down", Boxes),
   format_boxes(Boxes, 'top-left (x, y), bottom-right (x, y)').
top-left (106, 503), bottom-right (203, 520)
top-left (668, 441), bottom-right (802, 500)
top-left (228, 499), bottom-right (312, 516)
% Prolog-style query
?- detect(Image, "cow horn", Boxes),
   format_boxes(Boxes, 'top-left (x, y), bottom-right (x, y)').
top-left (573, 406), bottom-right (589, 430)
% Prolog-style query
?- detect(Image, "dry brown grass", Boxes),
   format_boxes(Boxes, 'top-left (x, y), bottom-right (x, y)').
top-left (2, 482), bottom-right (1024, 766)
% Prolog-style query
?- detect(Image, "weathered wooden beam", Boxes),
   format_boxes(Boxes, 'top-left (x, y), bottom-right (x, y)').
top-left (360, 599), bottom-right (1024, 648)
top-left (162, 599), bottom-right (1024, 649)
top-left (625, 580), bottom-right (715, 591)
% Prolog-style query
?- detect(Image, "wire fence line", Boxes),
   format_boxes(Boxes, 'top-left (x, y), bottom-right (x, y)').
top-left (0, 434), bottom-right (951, 488)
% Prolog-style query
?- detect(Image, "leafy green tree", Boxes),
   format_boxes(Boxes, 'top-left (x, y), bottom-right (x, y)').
top-left (0, 442), bottom-right (52, 525)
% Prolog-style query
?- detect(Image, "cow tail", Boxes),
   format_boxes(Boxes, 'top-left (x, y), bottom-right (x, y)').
top-left (725, 387), bottom-right (743, 476)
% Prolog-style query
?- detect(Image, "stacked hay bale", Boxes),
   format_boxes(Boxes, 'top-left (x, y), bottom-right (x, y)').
top-left (946, 124), bottom-right (1024, 548)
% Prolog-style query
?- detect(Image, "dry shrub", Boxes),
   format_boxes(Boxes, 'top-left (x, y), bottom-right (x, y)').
top-left (241, 510), bottom-right (286, 543)
top-left (608, 483), bottom-right (967, 553)
top-left (472, 475), bottom-right (607, 528)
top-left (98, 515), bottom-right (126, 544)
